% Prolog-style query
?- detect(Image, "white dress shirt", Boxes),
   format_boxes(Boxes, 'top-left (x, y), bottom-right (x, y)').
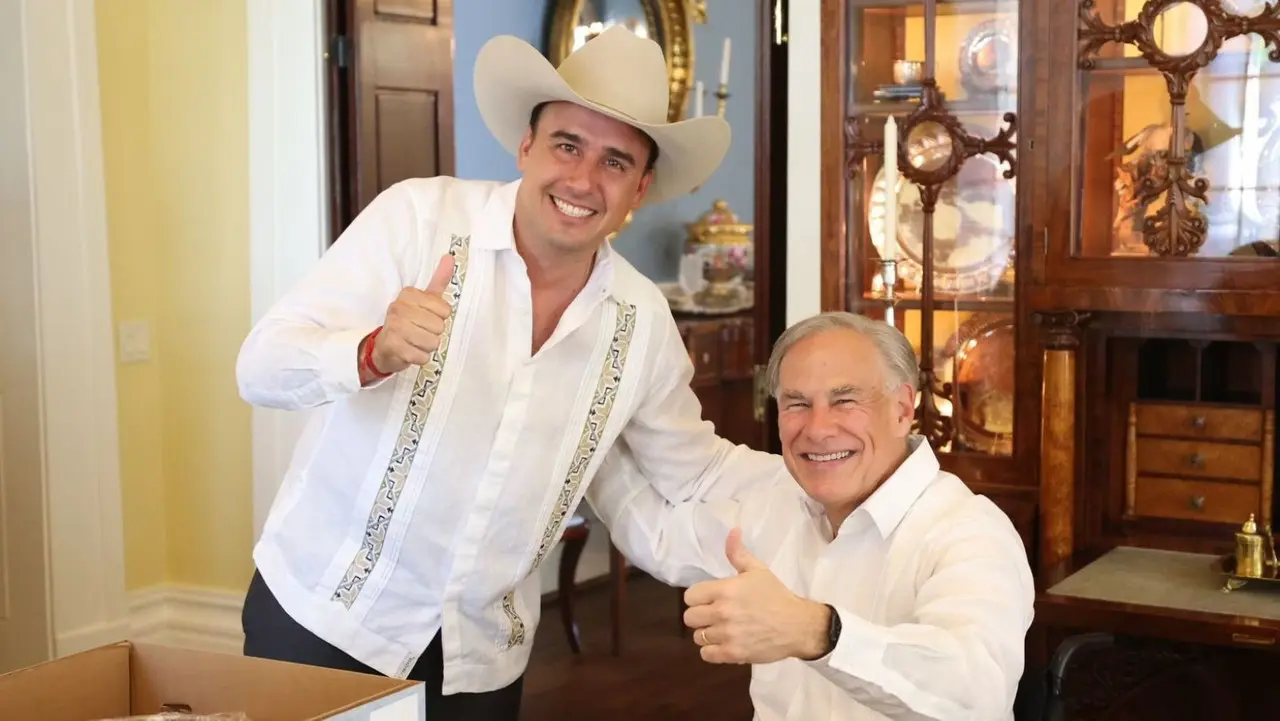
top-left (588, 436), bottom-right (1035, 720)
top-left (236, 176), bottom-right (786, 693)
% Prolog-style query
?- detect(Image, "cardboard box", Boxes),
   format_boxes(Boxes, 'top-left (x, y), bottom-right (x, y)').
top-left (0, 641), bottom-right (425, 721)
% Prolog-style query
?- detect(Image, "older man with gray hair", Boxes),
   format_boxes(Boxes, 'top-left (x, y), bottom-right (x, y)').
top-left (588, 311), bottom-right (1035, 720)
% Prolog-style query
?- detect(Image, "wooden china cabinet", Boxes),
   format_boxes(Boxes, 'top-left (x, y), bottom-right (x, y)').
top-left (822, 0), bottom-right (1280, 715)
top-left (820, 0), bottom-right (1036, 550)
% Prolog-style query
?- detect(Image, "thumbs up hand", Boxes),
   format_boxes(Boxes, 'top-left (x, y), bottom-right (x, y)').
top-left (725, 527), bottom-right (768, 574)
top-left (370, 254), bottom-right (456, 375)
top-left (682, 528), bottom-right (833, 665)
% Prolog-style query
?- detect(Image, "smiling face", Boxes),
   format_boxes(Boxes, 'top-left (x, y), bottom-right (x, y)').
top-left (513, 102), bottom-right (655, 260)
top-left (775, 328), bottom-right (916, 526)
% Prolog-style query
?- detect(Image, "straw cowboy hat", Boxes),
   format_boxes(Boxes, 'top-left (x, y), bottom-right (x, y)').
top-left (473, 26), bottom-right (731, 206)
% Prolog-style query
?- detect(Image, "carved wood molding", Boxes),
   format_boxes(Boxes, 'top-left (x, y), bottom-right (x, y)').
top-left (1034, 310), bottom-right (1093, 351)
top-left (844, 82), bottom-right (1018, 188)
top-left (1078, 0), bottom-right (1280, 257)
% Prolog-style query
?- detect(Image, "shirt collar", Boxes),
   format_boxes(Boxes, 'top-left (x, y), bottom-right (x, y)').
top-left (471, 179), bottom-right (520, 251)
top-left (858, 436), bottom-right (940, 538)
top-left (471, 178), bottom-right (619, 298)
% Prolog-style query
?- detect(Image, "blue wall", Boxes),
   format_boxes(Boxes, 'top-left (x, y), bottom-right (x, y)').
top-left (453, 0), bottom-right (756, 281)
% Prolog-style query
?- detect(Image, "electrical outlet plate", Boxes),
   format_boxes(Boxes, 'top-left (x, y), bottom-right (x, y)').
top-left (118, 321), bottom-right (150, 363)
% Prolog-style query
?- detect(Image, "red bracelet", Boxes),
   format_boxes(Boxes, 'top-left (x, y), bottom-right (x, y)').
top-left (362, 326), bottom-right (391, 379)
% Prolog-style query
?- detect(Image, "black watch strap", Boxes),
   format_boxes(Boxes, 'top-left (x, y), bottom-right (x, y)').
top-left (825, 603), bottom-right (842, 654)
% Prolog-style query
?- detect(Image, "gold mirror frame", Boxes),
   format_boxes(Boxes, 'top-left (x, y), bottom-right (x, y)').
top-left (547, 0), bottom-right (695, 123)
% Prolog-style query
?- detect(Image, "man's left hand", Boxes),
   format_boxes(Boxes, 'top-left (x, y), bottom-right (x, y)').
top-left (683, 528), bottom-right (831, 665)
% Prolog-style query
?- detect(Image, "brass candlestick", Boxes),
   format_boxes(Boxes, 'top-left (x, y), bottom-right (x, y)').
top-left (689, 83), bottom-right (730, 195)
top-left (878, 258), bottom-right (899, 327)
top-left (715, 82), bottom-right (730, 118)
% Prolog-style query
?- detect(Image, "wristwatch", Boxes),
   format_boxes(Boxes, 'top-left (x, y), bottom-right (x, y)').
top-left (824, 603), bottom-right (842, 655)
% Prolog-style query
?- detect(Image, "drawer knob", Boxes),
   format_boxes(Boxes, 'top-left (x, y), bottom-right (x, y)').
top-left (702, 352), bottom-right (711, 364)
top-left (1189, 415), bottom-right (1206, 429)
top-left (1188, 494), bottom-right (1206, 511)
top-left (1187, 453), bottom-right (1205, 469)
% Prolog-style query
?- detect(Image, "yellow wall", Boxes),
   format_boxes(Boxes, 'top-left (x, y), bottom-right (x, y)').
top-left (96, 0), bottom-right (253, 592)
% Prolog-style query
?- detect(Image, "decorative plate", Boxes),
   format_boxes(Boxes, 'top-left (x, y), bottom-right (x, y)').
top-left (659, 281), bottom-right (754, 316)
top-left (868, 122), bottom-right (1016, 295)
top-left (958, 19), bottom-right (1018, 97)
top-left (940, 314), bottom-right (1015, 456)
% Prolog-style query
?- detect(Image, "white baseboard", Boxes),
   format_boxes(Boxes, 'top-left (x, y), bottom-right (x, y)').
top-left (56, 618), bottom-right (133, 657)
top-left (129, 584), bottom-right (245, 656)
top-left (123, 558), bottom-right (621, 660)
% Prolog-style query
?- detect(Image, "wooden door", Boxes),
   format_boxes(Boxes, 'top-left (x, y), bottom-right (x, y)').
top-left (326, 0), bottom-right (456, 238)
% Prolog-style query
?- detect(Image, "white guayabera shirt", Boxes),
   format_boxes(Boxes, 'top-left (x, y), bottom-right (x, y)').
top-left (237, 176), bottom-right (786, 694)
top-left (588, 436), bottom-right (1036, 721)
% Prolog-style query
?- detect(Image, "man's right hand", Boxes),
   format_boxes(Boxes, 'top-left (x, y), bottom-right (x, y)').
top-left (369, 254), bottom-right (456, 375)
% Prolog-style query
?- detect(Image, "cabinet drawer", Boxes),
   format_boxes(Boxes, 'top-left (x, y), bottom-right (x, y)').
top-left (682, 324), bottom-right (722, 386)
top-left (1135, 403), bottom-right (1263, 442)
top-left (720, 320), bottom-right (755, 380)
top-left (1134, 438), bottom-right (1262, 482)
top-left (1133, 476), bottom-right (1259, 525)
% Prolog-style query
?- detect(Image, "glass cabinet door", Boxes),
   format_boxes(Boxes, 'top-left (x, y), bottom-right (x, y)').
top-left (1039, 0), bottom-right (1280, 291)
top-left (839, 0), bottom-right (1022, 459)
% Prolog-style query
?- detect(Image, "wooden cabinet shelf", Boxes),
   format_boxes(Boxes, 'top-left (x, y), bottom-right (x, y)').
top-left (849, 0), bottom-right (1010, 15)
top-left (848, 98), bottom-right (1014, 116)
top-left (856, 292), bottom-right (1015, 313)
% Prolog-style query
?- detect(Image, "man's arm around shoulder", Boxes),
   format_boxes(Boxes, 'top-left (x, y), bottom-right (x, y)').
top-left (586, 441), bottom-right (782, 588)
top-left (619, 309), bottom-right (788, 505)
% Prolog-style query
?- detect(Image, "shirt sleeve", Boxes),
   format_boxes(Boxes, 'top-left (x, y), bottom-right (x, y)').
top-left (616, 311), bottom-right (789, 507)
top-left (805, 504), bottom-right (1035, 720)
top-left (586, 440), bottom-right (765, 587)
top-left (236, 181), bottom-right (436, 410)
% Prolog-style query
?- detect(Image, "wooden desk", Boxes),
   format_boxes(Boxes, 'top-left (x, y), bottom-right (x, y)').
top-left (1035, 546), bottom-right (1280, 719)
top-left (1038, 546), bottom-right (1280, 652)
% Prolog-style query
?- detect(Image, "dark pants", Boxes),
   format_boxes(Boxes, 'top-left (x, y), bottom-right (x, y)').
top-left (241, 570), bottom-right (523, 721)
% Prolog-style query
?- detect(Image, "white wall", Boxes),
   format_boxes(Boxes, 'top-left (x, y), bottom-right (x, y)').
top-left (785, 0), bottom-right (821, 325)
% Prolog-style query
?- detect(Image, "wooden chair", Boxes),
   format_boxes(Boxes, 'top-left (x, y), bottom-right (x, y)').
top-left (557, 520), bottom-right (688, 656)
top-left (606, 543), bottom-right (689, 656)
top-left (557, 514), bottom-right (590, 654)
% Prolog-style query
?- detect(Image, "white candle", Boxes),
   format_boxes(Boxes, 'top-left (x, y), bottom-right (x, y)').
top-left (694, 81), bottom-right (704, 117)
top-left (883, 116), bottom-right (899, 261)
top-left (719, 38), bottom-right (731, 86)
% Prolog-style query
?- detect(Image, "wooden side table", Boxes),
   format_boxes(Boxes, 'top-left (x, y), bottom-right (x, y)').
top-left (1035, 546), bottom-right (1280, 717)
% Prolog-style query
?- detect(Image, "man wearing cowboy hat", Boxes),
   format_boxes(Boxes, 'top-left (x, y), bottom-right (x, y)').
top-left (235, 26), bottom-right (784, 720)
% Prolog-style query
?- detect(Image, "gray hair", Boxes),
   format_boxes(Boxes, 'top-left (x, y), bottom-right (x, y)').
top-left (765, 312), bottom-right (919, 398)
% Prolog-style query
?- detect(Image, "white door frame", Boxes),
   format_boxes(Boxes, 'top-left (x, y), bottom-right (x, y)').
top-left (7, 0), bottom-right (331, 660)
top-left (12, 0), bottom-right (129, 656)
top-left (246, 0), bottom-right (330, 539)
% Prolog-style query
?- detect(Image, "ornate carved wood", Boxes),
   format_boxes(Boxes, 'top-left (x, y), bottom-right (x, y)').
top-left (1077, 0), bottom-right (1280, 257)
top-left (844, 0), bottom-right (1018, 450)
